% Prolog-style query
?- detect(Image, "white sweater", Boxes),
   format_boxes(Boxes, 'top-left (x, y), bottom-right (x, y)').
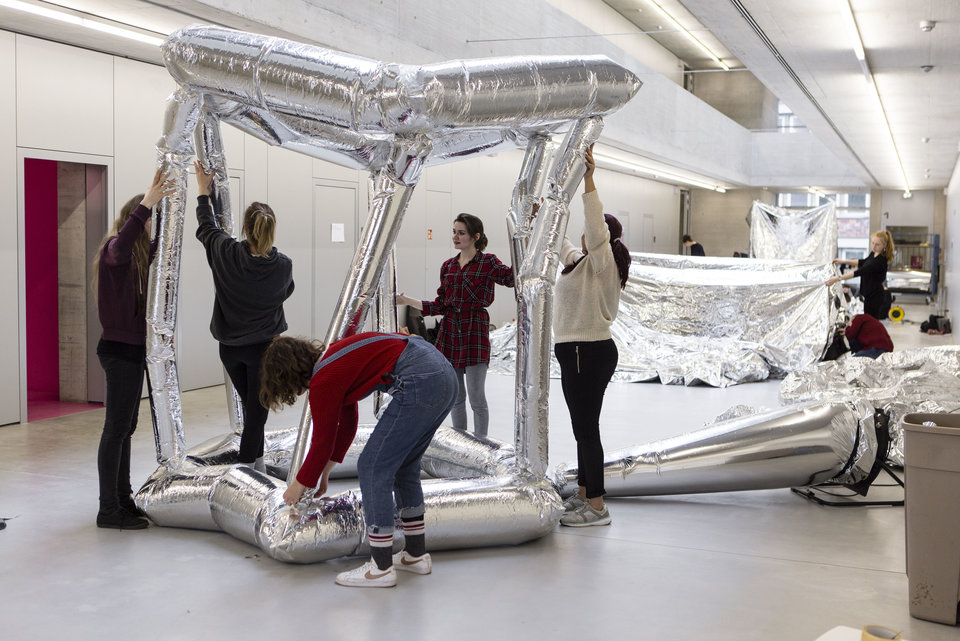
top-left (553, 190), bottom-right (622, 343)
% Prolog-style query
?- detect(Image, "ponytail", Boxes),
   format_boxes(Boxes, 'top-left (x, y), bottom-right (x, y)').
top-left (243, 202), bottom-right (276, 258)
top-left (603, 213), bottom-right (632, 289)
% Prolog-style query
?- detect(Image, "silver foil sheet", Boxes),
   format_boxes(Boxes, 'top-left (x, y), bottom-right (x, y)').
top-left (780, 345), bottom-right (960, 465)
top-left (554, 402), bottom-right (877, 497)
top-left (886, 270), bottom-right (932, 293)
top-left (490, 255), bottom-right (841, 387)
top-left (749, 201), bottom-right (837, 262)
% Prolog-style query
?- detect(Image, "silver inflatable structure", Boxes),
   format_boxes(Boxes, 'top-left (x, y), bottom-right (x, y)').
top-left (136, 25), bottom-right (884, 563)
top-left (749, 200), bottom-right (837, 262)
top-left (138, 25), bottom-right (640, 561)
top-left (490, 254), bottom-right (842, 387)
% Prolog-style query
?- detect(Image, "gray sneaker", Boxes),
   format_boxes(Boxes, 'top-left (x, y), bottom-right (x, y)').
top-left (559, 502), bottom-right (611, 527)
top-left (562, 493), bottom-right (587, 512)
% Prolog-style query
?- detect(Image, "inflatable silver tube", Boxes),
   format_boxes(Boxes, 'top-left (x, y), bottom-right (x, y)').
top-left (515, 117), bottom-right (603, 476)
top-left (138, 460), bottom-right (560, 561)
top-left (162, 25), bottom-right (641, 134)
top-left (555, 402), bottom-right (875, 497)
top-left (506, 133), bottom-right (553, 274)
top-left (194, 112), bottom-right (245, 438)
top-left (146, 87), bottom-right (200, 465)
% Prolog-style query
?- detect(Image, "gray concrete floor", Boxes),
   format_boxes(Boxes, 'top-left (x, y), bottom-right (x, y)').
top-left (1, 302), bottom-right (956, 640)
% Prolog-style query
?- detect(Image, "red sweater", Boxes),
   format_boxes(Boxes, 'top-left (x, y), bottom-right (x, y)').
top-left (296, 333), bottom-right (408, 488)
top-left (845, 314), bottom-right (893, 352)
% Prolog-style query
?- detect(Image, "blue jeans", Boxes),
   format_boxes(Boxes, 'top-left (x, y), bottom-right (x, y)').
top-left (358, 336), bottom-right (457, 534)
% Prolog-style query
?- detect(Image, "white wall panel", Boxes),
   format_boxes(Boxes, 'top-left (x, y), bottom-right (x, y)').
top-left (16, 36), bottom-right (113, 157)
top-left (113, 58), bottom-right (176, 214)
top-left (0, 31), bottom-right (19, 425)
top-left (267, 147), bottom-right (315, 338)
top-left (312, 181), bottom-right (360, 338)
top-left (243, 136), bottom-right (270, 206)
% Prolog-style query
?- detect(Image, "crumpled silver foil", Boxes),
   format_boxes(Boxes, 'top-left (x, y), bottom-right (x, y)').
top-left (490, 254), bottom-right (841, 387)
top-left (749, 201), bottom-right (837, 262)
top-left (139, 24), bottom-right (640, 561)
top-left (780, 346), bottom-right (960, 465)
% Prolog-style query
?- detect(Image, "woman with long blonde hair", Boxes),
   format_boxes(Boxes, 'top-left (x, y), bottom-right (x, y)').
top-left (827, 230), bottom-right (895, 320)
top-left (194, 162), bottom-right (294, 469)
top-left (95, 168), bottom-right (174, 530)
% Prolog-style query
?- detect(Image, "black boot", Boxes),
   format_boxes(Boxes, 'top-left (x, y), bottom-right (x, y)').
top-left (97, 509), bottom-right (148, 530)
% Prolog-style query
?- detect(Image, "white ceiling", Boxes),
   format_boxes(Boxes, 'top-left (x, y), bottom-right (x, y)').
top-left (606, 0), bottom-right (960, 192)
top-left (1, 0), bottom-right (958, 192)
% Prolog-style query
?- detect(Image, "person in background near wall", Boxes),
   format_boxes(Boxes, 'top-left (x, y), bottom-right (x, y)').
top-left (682, 234), bottom-right (705, 256)
top-left (261, 332), bottom-right (457, 588)
top-left (554, 145), bottom-right (632, 528)
top-left (94, 169), bottom-right (175, 529)
top-left (396, 213), bottom-right (514, 439)
top-left (826, 230), bottom-right (894, 320)
top-left (194, 162), bottom-right (295, 470)
top-left (845, 313), bottom-right (893, 359)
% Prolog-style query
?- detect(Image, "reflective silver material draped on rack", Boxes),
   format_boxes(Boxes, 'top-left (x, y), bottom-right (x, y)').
top-left (749, 201), bottom-right (837, 262)
top-left (137, 24), bottom-right (641, 561)
top-left (490, 255), bottom-right (841, 387)
top-left (554, 402), bottom-right (878, 497)
top-left (780, 346), bottom-right (960, 465)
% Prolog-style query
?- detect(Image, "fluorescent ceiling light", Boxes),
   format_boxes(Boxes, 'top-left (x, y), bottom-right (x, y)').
top-left (839, 0), bottom-right (910, 194)
top-left (645, 0), bottom-right (730, 71)
top-left (593, 150), bottom-right (728, 192)
top-left (0, 0), bottom-right (166, 47)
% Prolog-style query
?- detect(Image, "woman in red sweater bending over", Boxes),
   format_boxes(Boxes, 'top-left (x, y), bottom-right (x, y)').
top-left (396, 213), bottom-right (514, 439)
top-left (260, 332), bottom-right (457, 588)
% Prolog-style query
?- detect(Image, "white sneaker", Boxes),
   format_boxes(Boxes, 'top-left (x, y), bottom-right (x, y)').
top-left (392, 550), bottom-right (432, 575)
top-left (562, 493), bottom-right (587, 512)
top-left (335, 560), bottom-right (397, 587)
top-left (559, 502), bottom-right (611, 528)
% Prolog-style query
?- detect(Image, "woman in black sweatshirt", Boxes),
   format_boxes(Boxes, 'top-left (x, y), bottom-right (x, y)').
top-left (827, 230), bottom-right (894, 320)
top-left (194, 161), bottom-right (295, 467)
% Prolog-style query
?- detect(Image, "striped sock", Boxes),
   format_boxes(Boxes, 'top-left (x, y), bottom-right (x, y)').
top-left (369, 531), bottom-right (394, 570)
top-left (402, 515), bottom-right (426, 557)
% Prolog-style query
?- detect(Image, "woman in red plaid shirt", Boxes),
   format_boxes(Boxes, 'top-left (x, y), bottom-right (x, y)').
top-left (397, 214), bottom-right (514, 438)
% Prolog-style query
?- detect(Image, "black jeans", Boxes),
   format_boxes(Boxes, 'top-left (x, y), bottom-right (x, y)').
top-left (97, 340), bottom-right (148, 514)
top-left (555, 338), bottom-right (618, 499)
top-left (219, 341), bottom-right (272, 463)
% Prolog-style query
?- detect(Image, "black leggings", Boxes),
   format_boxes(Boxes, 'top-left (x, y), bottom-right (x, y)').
top-left (219, 341), bottom-right (272, 463)
top-left (97, 341), bottom-right (150, 513)
top-left (555, 339), bottom-right (618, 499)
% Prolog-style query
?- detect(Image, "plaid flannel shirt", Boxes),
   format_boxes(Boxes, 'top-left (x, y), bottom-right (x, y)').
top-left (421, 252), bottom-right (515, 368)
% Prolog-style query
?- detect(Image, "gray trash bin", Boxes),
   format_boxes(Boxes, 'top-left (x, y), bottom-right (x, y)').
top-left (902, 412), bottom-right (960, 625)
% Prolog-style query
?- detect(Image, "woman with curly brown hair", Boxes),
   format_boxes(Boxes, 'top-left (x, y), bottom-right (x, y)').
top-left (260, 332), bottom-right (457, 588)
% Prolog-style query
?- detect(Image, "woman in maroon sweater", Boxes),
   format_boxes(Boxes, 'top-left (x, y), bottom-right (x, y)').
top-left (261, 332), bottom-right (457, 588)
top-left (94, 169), bottom-right (174, 530)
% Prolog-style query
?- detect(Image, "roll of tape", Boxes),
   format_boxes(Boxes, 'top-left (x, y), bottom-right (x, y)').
top-left (861, 625), bottom-right (901, 641)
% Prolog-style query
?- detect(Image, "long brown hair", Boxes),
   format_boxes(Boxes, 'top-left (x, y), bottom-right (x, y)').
top-left (259, 336), bottom-right (325, 411)
top-left (873, 230), bottom-right (895, 265)
top-left (92, 193), bottom-right (152, 311)
top-left (244, 202), bottom-right (276, 258)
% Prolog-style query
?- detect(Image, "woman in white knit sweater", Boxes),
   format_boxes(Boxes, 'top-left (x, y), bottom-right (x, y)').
top-left (554, 145), bottom-right (632, 527)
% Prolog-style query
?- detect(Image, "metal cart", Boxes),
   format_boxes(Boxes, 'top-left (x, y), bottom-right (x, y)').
top-left (887, 232), bottom-right (939, 302)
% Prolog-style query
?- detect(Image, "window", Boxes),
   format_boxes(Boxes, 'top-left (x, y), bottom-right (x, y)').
top-left (777, 101), bottom-right (808, 133)
top-left (775, 191), bottom-right (871, 256)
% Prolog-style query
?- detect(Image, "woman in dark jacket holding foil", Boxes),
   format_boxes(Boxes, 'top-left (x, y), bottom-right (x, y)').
top-left (194, 162), bottom-right (295, 468)
top-left (827, 230), bottom-right (894, 320)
